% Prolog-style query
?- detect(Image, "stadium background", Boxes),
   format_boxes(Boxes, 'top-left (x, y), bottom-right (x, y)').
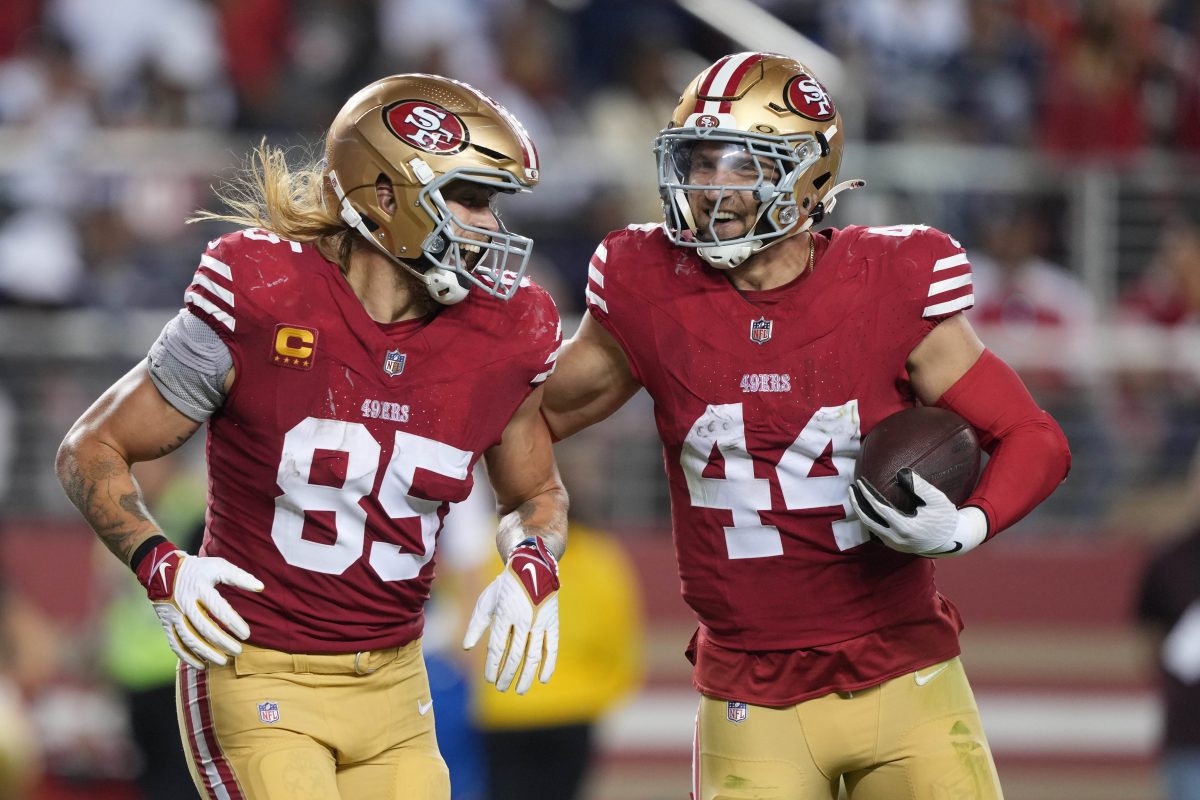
top-left (1, 0), bottom-right (1199, 798)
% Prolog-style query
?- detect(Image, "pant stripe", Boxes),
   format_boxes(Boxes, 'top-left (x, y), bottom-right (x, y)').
top-left (691, 701), bottom-right (701, 800)
top-left (179, 664), bottom-right (243, 800)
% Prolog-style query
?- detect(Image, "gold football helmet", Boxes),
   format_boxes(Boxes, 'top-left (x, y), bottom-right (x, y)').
top-left (324, 74), bottom-right (540, 303)
top-left (655, 52), bottom-right (863, 269)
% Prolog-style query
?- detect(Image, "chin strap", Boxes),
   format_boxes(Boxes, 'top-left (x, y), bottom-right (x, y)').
top-left (327, 167), bottom-right (470, 306)
top-left (797, 178), bottom-right (866, 233)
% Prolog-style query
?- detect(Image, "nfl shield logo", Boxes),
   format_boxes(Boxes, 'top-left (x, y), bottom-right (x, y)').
top-left (257, 701), bottom-right (280, 724)
top-left (383, 349), bottom-right (406, 377)
top-left (726, 701), bottom-right (748, 723)
top-left (750, 317), bottom-right (773, 345)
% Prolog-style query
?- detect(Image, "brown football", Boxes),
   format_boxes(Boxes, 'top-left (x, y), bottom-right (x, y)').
top-left (854, 407), bottom-right (981, 515)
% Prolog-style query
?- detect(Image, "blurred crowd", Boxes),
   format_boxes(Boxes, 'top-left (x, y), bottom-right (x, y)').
top-left (0, 0), bottom-right (1198, 313)
top-left (3, 1), bottom-right (1200, 798)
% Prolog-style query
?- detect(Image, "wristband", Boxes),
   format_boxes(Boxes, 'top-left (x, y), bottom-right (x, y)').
top-left (129, 534), bottom-right (171, 572)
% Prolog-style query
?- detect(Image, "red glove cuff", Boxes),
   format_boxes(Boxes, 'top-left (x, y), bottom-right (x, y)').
top-left (936, 349), bottom-right (1071, 537)
top-left (507, 537), bottom-right (560, 605)
top-left (133, 539), bottom-right (185, 601)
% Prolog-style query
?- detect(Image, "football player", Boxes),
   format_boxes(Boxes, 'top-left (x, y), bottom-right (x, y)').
top-left (542, 52), bottom-right (1071, 799)
top-left (56, 74), bottom-right (566, 800)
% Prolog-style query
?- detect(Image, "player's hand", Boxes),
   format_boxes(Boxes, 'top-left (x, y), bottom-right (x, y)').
top-left (848, 468), bottom-right (987, 558)
top-left (463, 536), bottom-right (559, 694)
top-left (135, 540), bottom-right (265, 669)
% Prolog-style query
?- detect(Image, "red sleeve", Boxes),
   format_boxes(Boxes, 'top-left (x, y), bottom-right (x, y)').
top-left (935, 349), bottom-right (1071, 536)
top-left (521, 283), bottom-right (562, 387)
top-left (582, 228), bottom-right (648, 386)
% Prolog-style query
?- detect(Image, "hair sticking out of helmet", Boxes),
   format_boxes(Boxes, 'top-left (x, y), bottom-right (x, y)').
top-left (655, 52), bottom-right (864, 269)
top-left (323, 73), bottom-right (541, 303)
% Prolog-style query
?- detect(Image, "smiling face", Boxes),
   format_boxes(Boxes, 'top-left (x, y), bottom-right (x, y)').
top-left (683, 142), bottom-right (779, 242)
top-left (440, 180), bottom-right (501, 270)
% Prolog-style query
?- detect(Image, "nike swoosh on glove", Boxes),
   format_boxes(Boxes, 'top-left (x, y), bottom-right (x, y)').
top-left (135, 539), bottom-right (265, 669)
top-left (463, 536), bottom-right (560, 694)
top-left (848, 468), bottom-right (988, 558)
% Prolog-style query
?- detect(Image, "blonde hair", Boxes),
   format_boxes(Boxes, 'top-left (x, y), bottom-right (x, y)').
top-left (190, 140), bottom-right (355, 269)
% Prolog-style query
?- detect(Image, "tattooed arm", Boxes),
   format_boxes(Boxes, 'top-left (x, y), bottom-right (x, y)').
top-left (55, 361), bottom-right (205, 565)
top-left (484, 384), bottom-right (569, 561)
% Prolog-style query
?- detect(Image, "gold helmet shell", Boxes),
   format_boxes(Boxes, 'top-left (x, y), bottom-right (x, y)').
top-left (655, 52), bottom-right (862, 269)
top-left (324, 73), bottom-right (541, 303)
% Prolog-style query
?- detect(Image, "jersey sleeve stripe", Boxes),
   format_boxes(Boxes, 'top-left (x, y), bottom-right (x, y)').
top-left (531, 345), bottom-right (560, 384)
top-left (587, 263), bottom-right (605, 288)
top-left (924, 293), bottom-right (974, 318)
top-left (199, 254), bottom-right (233, 280)
top-left (932, 253), bottom-right (969, 272)
top-left (191, 272), bottom-right (235, 306)
top-left (585, 287), bottom-right (608, 314)
top-left (185, 290), bottom-right (236, 331)
top-left (928, 273), bottom-right (972, 296)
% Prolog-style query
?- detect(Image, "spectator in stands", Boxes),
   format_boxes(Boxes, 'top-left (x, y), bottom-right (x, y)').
top-left (1122, 215), bottom-right (1200, 327)
top-left (582, 32), bottom-right (685, 227)
top-left (1136, 453), bottom-right (1200, 800)
top-left (46, 0), bottom-right (233, 128)
top-left (1029, 0), bottom-right (1155, 164)
top-left (971, 202), bottom-right (1094, 333)
top-left (824, 0), bottom-right (971, 141)
top-left (1117, 214), bottom-right (1200, 480)
top-left (0, 576), bottom-right (42, 800)
top-left (969, 202), bottom-right (1109, 525)
top-left (947, 0), bottom-right (1044, 145)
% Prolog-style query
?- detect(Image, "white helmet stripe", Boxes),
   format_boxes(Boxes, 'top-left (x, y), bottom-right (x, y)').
top-left (696, 52), bottom-right (766, 116)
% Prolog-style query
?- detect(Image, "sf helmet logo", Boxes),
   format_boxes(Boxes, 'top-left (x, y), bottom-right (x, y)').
top-left (384, 101), bottom-right (469, 154)
top-left (784, 74), bottom-right (836, 121)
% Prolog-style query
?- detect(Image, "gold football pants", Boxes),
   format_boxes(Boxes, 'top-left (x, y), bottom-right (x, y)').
top-left (175, 639), bottom-right (450, 800)
top-left (694, 657), bottom-right (1003, 800)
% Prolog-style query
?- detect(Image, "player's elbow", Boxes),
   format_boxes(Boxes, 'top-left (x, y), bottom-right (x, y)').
top-left (54, 426), bottom-right (85, 491)
top-left (538, 404), bottom-right (569, 443)
top-left (1032, 410), bottom-right (1072, 485)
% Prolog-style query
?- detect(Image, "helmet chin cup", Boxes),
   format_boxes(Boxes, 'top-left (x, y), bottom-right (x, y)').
top-left (698, 241), bottom-right (757, 269)
top-left (420, 265), bottom-right (469, 305)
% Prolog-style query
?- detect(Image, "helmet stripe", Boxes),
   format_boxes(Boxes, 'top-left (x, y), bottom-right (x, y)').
top-left (694, 52), bottom-right (766, 116)
top-left (517, 126), bottom-right (539, 172)
top-left (696, 53), bottom-right (736, 100)
top-left (475, 89), bottom-right (539, 173)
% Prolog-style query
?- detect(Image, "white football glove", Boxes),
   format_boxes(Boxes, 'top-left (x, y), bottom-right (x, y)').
top-left (463, 536), bottom-right (560, 694)
top-left (849, 468), bottom-right (988, 558)
top-left (135, 539), bottom-right (265, 669)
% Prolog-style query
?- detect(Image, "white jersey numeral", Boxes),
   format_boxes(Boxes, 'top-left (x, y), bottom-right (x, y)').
top-left (681, 400), bottom-right (867, 559)
top-left (271, 418), bottom-right (470, 578)
top-left (241, 228), bottom-right (303, 252)
top-left (864, 224), bottom-right (930, 238)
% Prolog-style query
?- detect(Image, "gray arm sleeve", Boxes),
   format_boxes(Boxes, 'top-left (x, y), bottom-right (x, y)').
top-left (146, 309), bottom-right (233, 422)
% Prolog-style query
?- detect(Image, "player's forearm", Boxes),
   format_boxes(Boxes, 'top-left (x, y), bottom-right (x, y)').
top-left (935, 349), bottom-right (1071, 536)
top-left (495, 484), bottom-right (569, 561)
top-left (54, 436), bottom-right (163, 565)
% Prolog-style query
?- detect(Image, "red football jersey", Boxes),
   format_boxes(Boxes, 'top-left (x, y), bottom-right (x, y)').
top-left (184, 229), bottom-right (560, 653)
top-left (586, 223), bottom-right (976, 704)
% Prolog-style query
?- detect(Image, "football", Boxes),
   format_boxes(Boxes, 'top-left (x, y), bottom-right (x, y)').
top-left (854, 407), bottom-right (981, 515)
